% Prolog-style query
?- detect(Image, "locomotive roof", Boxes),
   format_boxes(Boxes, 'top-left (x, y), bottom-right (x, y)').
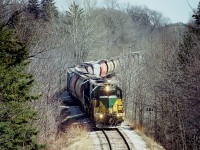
top-left (89, 78), bottom-right (113, 86)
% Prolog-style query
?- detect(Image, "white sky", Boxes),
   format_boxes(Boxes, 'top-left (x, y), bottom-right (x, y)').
top-left (55, 0), bottom-right (200, 23)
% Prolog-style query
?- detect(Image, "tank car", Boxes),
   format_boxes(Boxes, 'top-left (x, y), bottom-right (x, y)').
top-left (67, 64), bottom-right (124, 126)
top-left (76, 59), bottom-right (120, 77)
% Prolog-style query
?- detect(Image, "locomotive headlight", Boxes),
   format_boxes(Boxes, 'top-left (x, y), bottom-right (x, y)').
top-left (117, 114), bottom-right (120, 117)
top-left (105, 85), bottom-right (110, 91)
top-left (99, 114), bottom-right (104, 119)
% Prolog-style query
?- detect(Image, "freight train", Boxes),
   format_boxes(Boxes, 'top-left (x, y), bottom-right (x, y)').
top-left (67, 59), bottom-right (124, 127)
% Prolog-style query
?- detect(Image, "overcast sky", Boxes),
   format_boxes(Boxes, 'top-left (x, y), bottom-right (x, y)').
top-left (55, 0), bottom-right (200, 23)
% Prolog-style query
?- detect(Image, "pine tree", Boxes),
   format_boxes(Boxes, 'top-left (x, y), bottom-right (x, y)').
top-left (27, 0), bottom-right (40, 19)
top-left (40, 0), bottom-right (58, 21)
top-left (192, 2), bottom-right (200, 25)
top-left (66, 1), bottom-right (84, 24)
top-left (66, 1), bottom-right (85, 63)
top-left (0, 26), bottom-right (43, 149)
top-left (178, 2), bottom-right (200, 65)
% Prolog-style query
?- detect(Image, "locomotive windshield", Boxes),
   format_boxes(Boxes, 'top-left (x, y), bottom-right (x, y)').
top-left (99, 89), bottom-right (116, 96)
top-left (91, 84), bottom-right (122, 99)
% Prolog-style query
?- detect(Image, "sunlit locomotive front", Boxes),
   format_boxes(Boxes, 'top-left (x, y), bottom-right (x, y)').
top-left (90, 80), bottom-right (124, 126)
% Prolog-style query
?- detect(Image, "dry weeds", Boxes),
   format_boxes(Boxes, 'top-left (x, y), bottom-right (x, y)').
top-left (131, 122), bottom-right (146, 133)
top-left (45, 123), bottom-right (93, 150)
top-left (135, 129), bottom-right (165, 150)
top-left (129, 122), bottom-right (165, 150)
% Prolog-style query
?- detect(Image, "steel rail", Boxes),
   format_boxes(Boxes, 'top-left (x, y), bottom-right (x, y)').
top-left (101, 129), bottom-right (112, 150)
top-left (115, 128), bottom-right (131, 150)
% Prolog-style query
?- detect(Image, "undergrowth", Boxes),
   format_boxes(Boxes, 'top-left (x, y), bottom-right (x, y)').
top-left (45, 123), bottom-right (92, 150)
top-left (131, 122), bottom-right (165, 150)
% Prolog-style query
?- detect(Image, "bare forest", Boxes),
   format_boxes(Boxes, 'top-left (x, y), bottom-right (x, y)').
top-left (0, 0), bottom-right (199, 150)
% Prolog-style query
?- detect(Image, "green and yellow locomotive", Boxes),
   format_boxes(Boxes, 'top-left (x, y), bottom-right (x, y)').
top-left (90, 79), bottom-right (124, 126)
top-left (67, 60), bottom-right (124, 126)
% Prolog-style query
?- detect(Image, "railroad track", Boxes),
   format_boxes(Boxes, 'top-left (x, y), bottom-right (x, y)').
top-left (95, 128), bottom-right (133, 150)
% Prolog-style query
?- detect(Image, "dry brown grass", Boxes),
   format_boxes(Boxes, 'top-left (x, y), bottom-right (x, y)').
top-left (135, 129), bottom-right (165, 150)
top-left (129, 122), bottom-right (165, 150)
top-left (131, 122), bottom-right (146, 133)
top-left (45, 123), bottom-right (93, 150)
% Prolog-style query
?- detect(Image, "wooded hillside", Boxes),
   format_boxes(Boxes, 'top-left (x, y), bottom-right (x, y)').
top-left (0, 0), bottom-right (199, 149)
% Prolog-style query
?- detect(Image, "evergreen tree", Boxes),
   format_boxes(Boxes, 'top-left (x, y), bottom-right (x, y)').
top-left (40, 0), bottom-right (58, 21)
top-left (27, 0), bottom-right (40, 19)
top-left (65, 1), bottom-right (85, 63)
top-left (178, 2), bottom-right (200, 65)
top-left (66, 1), bottom-right (84, 24)
top-left (0, 26), bottom-right (43, 149)
top-left (192, 2), bottom-right (200, 25)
